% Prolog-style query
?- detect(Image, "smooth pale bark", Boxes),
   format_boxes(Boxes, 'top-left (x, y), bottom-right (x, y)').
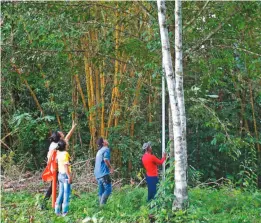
top-left (174, 0), bottom-right (188, 209)
top-left (168, 105), bottom-right (174, 159)
top-left (157, 0), bottom-right (188, 210)
top-left (162, 58), bottom-right (166, 180)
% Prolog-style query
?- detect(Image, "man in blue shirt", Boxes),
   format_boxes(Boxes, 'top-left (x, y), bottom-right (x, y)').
top-left (94, 138), bottom-right (114, 206)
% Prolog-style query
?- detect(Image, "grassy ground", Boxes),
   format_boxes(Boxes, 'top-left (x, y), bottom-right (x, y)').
top-left (1, 186), bottom-right (261, 223)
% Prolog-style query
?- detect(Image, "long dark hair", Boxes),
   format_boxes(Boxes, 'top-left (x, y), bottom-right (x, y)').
top-left (49, 131), bottom-right (61, 143)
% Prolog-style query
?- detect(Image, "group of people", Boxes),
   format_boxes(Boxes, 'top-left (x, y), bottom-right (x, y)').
top-left (41, 121), bottom-right (76, 215)
top-left (42, 122), bottom-right (167, 217)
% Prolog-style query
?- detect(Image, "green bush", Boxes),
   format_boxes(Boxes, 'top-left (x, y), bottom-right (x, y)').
top-left (1, 186), bottom-right (261, 223)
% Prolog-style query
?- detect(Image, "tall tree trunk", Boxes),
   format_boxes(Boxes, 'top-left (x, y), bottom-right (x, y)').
top-left (157, 0), bottom-right (188, 210)
top-left (100, 62), bottom-right (105, 137)
top-left (174, 0), bottom-right (188, 209)
top-left (82, 39), bottom-right (94, 153)
top-left (148, 75), bottom-right (152, 123)
top-left (249, 81), bottom-right (260, 152)
top-left (249, 81), bottom-right (261, 188)
top-left (168, 105), bottom-right (174, 159)
top-left (107, 7), bottom-right (120, 137)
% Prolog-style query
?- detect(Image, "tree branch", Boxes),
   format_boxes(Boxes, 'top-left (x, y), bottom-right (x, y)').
top-left (136, 1), bottom-right (156, 20)
top-left (184, 10), bottom-right (238, 58)
top-left (215, 44), bottom-right (261, 57)
top-left (184, 23), bottom-right (223, 57)
top-left (0, 140), bottom-right (11, 150)
top-left (184, 0), bottom-right (210, 30)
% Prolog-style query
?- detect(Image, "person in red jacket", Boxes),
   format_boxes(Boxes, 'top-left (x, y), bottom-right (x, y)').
top-left (142, 142), bottom-right (167, 201)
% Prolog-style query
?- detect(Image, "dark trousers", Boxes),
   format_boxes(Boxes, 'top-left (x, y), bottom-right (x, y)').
top-left (44, 172), bottom-right (58, 200)
top-left (146, 176), bottom-right (159, 202)
top-left (44, 182), bottom-right (52, 199)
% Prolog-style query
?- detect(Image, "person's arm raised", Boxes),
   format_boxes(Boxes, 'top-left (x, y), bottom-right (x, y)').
top-left (65, 121), bottom-right (77, 142)
top-left (153, 153), bottom-right (167, 165)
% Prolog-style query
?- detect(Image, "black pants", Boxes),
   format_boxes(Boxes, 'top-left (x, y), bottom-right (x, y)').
top-left (44, 182), bottom-right (52, 199)
top-left (44, 172), bottom-right (58, 200)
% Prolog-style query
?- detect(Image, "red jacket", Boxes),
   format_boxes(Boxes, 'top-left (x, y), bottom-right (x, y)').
top-left (142, 153), bottom-right (165, 177)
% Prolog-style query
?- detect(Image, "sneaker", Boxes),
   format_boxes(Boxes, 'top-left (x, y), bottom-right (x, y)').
top-left (62, 212), bottom-right (68, 217)
top-left (56, 213), bottom-right (61, 217)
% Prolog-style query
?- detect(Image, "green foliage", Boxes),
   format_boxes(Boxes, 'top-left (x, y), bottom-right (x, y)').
top-left (151, 181), bottom-right (261, 223)
top-left (1, 187), bottom-right (149, 223)
top-left (6, 112), bottom-right (53, 169)
top-left (150, 158), bottom-right (175, 222)
top-left (2, 187), bottom-right (261, 223)
top-left (1, 1), bottom-right (261, 186)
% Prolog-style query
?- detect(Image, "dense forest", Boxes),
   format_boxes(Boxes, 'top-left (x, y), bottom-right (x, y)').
top-left (1, 1), bottom-right (261, 222)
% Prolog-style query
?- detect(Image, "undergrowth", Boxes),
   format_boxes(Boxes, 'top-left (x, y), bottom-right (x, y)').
top-left (1, 185), bottom-right (261, 223)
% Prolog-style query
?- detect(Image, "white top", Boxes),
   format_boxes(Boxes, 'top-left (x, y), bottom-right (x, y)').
top-left (47, 142), bottom-right (58, 160)
top-left (49, 142), bottom-right (58, 151)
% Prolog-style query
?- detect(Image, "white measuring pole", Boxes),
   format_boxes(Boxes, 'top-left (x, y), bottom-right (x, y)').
top-left (162, 58), bottom-right (166, 181)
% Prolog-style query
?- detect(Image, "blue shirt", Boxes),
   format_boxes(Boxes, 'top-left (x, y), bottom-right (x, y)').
top-left (94, 146), bottom-right (111, 179)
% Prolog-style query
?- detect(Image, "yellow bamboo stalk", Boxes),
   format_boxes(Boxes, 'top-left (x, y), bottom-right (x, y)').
top-left (12, 64), bottom-right (44, 116)
top-left (148, 75), bottom-right (152, 123)
top-left (100, 13), bottom-right (107, 138)
top-left (71, 76), bottom-right (76, 153)
top-left (100, 62), bottom-right (105, 137)
top-left (113, 19), bottom-right (120, 126)
top-left (106, 8), bottom-right (120, 137)
top-left (89, 65), bottom-right (96, 136)
top-left (95, 65), bottom-right (101, 122)
top-left (130, 76), bottom-right (143, 136)
top-left (82, 36), bottom-right (95, 153)
top-left (75, 74), bottom-right (88, 112)
top-left (86, 30), bottom-right (97, 152)
top-left (249, 81), bottom-right (260, 152)
top-left (114, 20), bottom-right (125, 127)
top-left (83, 55), bottom-right (92, 109)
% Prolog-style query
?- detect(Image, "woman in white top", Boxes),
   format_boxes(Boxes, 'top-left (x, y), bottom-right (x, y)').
top-left (41, 131), bottom-right (62, 210)
top-left (41, 122), bottom-right (77, 210)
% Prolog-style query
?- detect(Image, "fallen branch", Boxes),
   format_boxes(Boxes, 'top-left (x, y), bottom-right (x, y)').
top-left (1, 130), bottom-right (17, 141)
top-left (112, 179), bottom-right (123, 187)
top-left (0, 140), bottom-right (10, 150)
top-left (215, 44), bottom-right (261, 57)
top-left (135, 178), bottom-right (146, 188)
top-left (195, 177), bottom-right (231, 188)
top-left (71, 158), bottom-right (95, 167)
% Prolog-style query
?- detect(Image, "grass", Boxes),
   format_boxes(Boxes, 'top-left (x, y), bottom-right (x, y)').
top-left (1, 186), bottom-right (261, 223)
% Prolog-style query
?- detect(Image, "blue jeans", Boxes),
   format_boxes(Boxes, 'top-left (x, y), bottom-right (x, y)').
top-left (146, 176), bottom-right (159, 202)
top-left (97, 175), bottom-right (112, 205)
top-left (55, 173), bottom-right (71, 214)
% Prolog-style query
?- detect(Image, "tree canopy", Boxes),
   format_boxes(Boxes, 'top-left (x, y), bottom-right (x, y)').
top-left (1, 1), bottom-right (261, 188)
